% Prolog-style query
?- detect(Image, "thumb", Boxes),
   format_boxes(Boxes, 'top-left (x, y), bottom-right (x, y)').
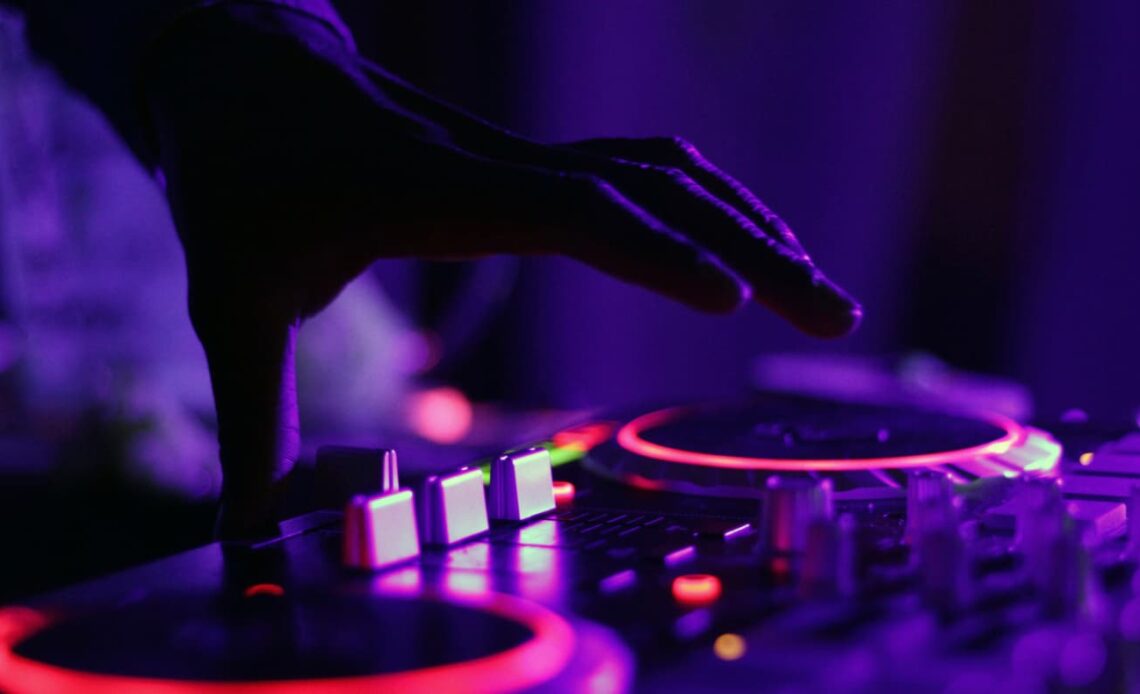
top-left (188, 278), bottom-right (301, 540)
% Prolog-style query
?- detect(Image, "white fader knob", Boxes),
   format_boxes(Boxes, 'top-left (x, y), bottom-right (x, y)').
top-left (343, 490), bottom-right (421, 570)
top-left (419, 467), bottom-right (490, 545)
top-left (489, 447), bottom-right (556, 521)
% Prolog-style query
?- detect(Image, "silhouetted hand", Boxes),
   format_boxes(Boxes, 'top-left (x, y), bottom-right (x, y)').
top-left (143, 5), bottom-right (862, 538)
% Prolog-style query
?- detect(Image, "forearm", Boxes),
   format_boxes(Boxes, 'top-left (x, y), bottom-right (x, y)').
top-left (6, 0), bottom-right (354, 166)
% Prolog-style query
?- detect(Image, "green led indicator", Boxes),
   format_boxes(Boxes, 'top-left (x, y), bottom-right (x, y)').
top-left (479, 441), bottom-right (586, 485)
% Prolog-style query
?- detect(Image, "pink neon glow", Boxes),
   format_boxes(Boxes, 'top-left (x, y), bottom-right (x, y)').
top-left (0, 593), bottom-right (575, 693)
top-left (617, 406), bottom-right (1025, 472)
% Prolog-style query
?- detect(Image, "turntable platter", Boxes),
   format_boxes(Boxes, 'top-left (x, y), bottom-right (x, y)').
top-left (581, 394), bottom-right (1059, 498)
top-left (0, 592), bottom-right (579, 693)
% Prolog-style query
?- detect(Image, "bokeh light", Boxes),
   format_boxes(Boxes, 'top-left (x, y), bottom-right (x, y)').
top-left (407, 386), bottom-right (473, 444)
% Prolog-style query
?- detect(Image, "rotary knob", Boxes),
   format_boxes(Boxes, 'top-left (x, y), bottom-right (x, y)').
top-left (800, 513), bottom-right (857, 599)
top-left (1036, 516), bottom-right (1102, 620)
top-left (760, 476), bottom-right (833, 554)
top-left (1016, 477), bottom-right (1065, 546)
top-left (1013, 478), bottom-right (1101, 619)
top-left (1124, 485), bottom-right (1140, 562)
top-left (1015, 477), bottom-right (1067, 592)
top-left (904, 469), bottom-right (954, 546)
top-left (915, 497), bottom-right (969, 613)
top-left (905, 470), bottom-right (963, 586)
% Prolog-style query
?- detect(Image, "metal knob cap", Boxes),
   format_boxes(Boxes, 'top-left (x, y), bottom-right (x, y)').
top-left (1121, 484), bottom-right (1140, 562)
top-left (915, 497), bottom-right (969, 613)
top-left (905, 469), bottom-right (954, 545)
top-left (760, 476), bottom-right (833, 554)
top-left (800, 513), bottom-right (857, 599)
top-left (1016, 477), bottom-right (1067, 592)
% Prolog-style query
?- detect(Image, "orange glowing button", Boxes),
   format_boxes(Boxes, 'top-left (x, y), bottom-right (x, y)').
top-left (672, 574), bottom-right (722, 607)
top-left (552, 480), bottom-right (576, 506)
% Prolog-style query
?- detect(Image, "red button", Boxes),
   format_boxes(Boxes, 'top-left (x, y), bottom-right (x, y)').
top-left (672, 574), bottom-right (722, 606)
top-left (243, 583), bottom-right (285, 598)
top-left (552, 480), bottom-right (576, 506)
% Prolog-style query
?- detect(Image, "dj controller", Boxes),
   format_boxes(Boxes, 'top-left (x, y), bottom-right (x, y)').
top-left (4, 391), bottom-right (1140, 692)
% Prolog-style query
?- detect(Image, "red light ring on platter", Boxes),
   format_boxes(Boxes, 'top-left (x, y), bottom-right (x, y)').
top-left (616, 405), bottom-right (1025, 472)
top-left (0, 592), bottom-right (575, 694)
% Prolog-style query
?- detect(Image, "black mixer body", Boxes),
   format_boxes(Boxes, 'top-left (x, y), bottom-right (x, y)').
top-left (3, 393), bottom-right (1139, 692)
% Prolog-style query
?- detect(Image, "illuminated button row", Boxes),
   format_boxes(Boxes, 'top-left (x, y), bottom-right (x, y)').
top-left (338, 447), bottom-right (557, 571)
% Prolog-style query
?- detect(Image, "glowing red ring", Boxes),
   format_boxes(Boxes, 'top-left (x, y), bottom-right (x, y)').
top-left (0, 592), bottom-right (575, 694)
top-left (616, 405), bottom-right (1025, 472)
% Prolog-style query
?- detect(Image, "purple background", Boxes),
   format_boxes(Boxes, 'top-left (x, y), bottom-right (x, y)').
top-left (350, 1), bottom-right (1140, 419)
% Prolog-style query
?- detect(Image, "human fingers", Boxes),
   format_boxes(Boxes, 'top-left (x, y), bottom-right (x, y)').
top-left (568, 136), bottom-right (808, 257)
top-left (573, 158), bottom-right (861, 337)
top-left (357, 62), bottom-right (855, 332)
top-left (184, 271), bottom-right (301, 540)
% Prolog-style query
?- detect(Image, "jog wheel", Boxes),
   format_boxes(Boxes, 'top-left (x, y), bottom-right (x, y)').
top-left (579, 394), bottom-right (1060, 498)
top-left (0, 591), bottom-right (630, 693)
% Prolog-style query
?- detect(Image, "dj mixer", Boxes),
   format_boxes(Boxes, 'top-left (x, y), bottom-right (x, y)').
top-left (4, 392), bottom-right (1140, 692)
